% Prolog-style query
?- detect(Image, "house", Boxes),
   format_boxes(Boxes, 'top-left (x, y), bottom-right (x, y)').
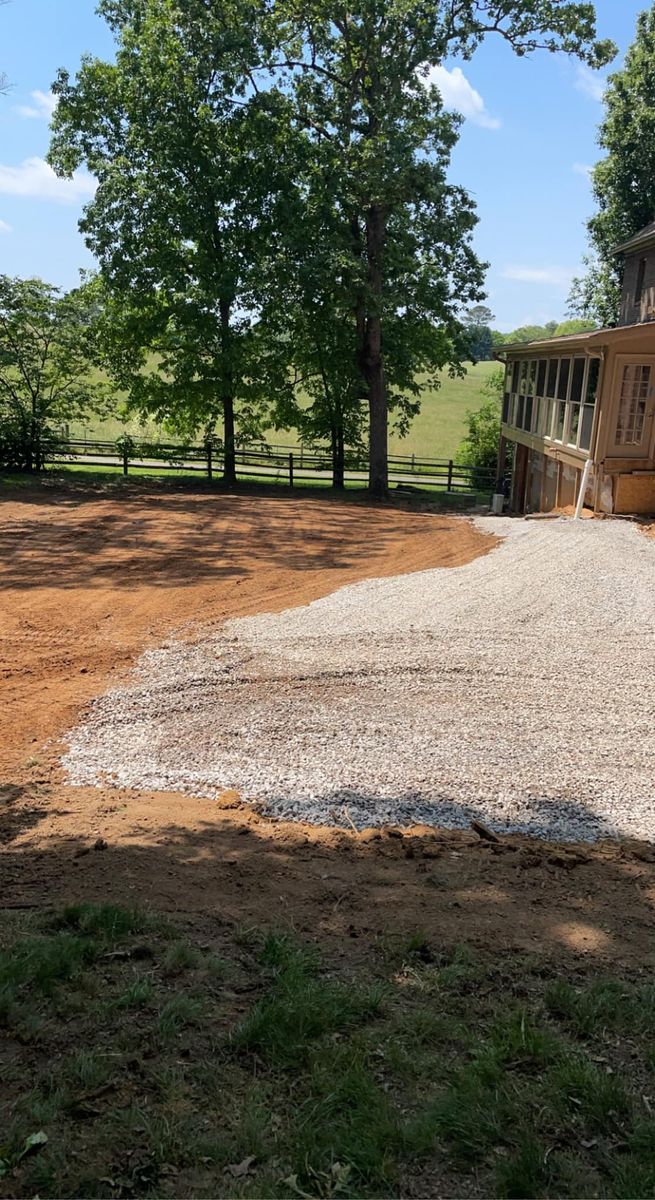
top-left (497, 221), bottom-right (655, 514)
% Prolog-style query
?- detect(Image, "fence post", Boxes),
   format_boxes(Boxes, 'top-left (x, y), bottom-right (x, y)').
top-left (289, 452), bottom-right (294, 488)
top-left (411, 453), bottom-right (415, 473)
top-left (122, 442), bottom-right (129, 477)
top-left (207, 442), bottom-right (212, 481)
top-left (447, 459), bottom-right (453, 492)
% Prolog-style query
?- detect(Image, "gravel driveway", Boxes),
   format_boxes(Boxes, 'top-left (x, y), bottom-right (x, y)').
top-left (63, 517), bottom-right (655, 842)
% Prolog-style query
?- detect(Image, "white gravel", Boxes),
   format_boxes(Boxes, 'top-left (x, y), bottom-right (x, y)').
top-left (62, 517), bottom-right (655, 843)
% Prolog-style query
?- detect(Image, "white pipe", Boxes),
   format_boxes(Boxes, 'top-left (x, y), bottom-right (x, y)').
top-left (574, 456), bottom-right (592, 520)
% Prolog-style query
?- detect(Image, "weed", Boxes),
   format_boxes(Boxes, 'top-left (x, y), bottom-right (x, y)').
top-left (495, 1134), bottom-right (550, 1199)
top-left (161, 940), bottom-right (200, 976)
top-left (232, 939), bottom-right (384, 1067)
top-left (115, 976), bottom-right (153, 1009)
top-left (550, 1056), bottom-right (632, 1132)
top-left (158, 993), bottom-right (204, 1041)
top-left (54, 902), bottom-right (153, 941)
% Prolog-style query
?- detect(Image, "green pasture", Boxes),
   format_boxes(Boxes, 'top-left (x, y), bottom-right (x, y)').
top-left (64, 361), bottom-right (498, 463)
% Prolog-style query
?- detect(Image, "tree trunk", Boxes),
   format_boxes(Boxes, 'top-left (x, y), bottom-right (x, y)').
top-left (364, 204), bottom-right (388, 497)
top-left (219, 297), bottom-right (236, 486)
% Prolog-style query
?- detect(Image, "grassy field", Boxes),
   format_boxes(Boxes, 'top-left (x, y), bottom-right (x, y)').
top-left (2, 902), bottom-right (655, 1199)
top-left (65, 362), bottom-right (498, 463)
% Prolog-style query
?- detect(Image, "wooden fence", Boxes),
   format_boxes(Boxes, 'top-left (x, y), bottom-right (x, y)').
top-left (46, 438), bottom-right (497, 498)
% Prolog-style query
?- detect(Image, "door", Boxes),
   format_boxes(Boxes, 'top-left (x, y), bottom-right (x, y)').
top-left (609, 356), bottom-right (655, 458)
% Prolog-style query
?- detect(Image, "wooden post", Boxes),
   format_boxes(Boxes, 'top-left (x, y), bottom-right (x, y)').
top-left (495, 435), bottom-right (508, 494)
top-left (122, 442), bottom-right (129, 477)
top-left (447, 459), bottom-right (453, 492)
top-left (289, 452), bottom-right (294, 488)
top-left (207, 442), bottom-right (212, 481)
top-left (411, 453), bottom-right (415, 472)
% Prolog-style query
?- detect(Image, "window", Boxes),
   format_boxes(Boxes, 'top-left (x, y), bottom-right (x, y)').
top-left (567, 357), bottom-right (586, 446)
top-left (635, 257), bottom-right (647, 304)
top-left (532, 397), bottom-right (541, 434)
top-left (536, 360), bottom-right (547, 396)
top-left (525, 396), bottom-right (533, 430)
top-left (527, 361), bottom-right (537, 396)
top-left (579, 358), bottom-right (600, 451)
top-left (557, 358), bottom-right (570, 401)
top-left (554, 401), bottom-right (566, 441)
top-left (546, 359), bottom-right (558, 398)
top-left (542, 398), bottom-right (553, 438)
top-left (512, 361), bottom-right (520, 393)
top-left (502, 392), bottom-right (510, 422)
top-left (570, 358), bottom-right (585, 404)
top-left (615, 364), bottom-right (652, 446)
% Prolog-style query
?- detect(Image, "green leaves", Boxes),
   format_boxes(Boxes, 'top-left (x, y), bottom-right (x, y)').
top-left (571, 5), bottom-right (655, 325)
top-left (0, 275), bottom-right (108, 470)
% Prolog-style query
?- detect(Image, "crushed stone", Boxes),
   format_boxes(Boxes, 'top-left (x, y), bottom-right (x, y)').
top-left (62, 517), bottom-right (655, 843)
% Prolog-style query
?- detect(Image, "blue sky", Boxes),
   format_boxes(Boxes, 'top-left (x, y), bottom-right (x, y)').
top-left (0, 0), bottom-right (648, 330)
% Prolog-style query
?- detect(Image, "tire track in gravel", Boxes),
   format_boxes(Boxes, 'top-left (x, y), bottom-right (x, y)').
top-left (62, 517), bottom-right (655, 843)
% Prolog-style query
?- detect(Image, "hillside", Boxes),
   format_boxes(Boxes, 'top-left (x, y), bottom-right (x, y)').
top-left (66, 360), bottom-right (498, 463)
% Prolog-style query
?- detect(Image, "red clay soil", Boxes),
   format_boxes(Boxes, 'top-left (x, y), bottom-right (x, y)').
top-left (2, 481), bottom-right (655, 974)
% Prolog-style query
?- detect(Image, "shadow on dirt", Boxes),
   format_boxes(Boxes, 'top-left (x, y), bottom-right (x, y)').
top-left (0, 480), bottom-right (474, 592)
top-left (2, 781), bottom-right (654, 970)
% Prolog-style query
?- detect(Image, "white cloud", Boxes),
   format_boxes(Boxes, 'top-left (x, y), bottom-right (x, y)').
top-left (15, 89), bottom-right (58, 120)
top-left (0, 218), bottom-right (11, 234)
top-left (502, 265), bottom-right (575, 287)
top-left (0, 157), bottom-right (96, 205)
top-left (422, 64), bottom-right (501, 130)
top-left (572, 162), bottom-right (592, 179)
top-left (575, 65), bottom-right (605, 102)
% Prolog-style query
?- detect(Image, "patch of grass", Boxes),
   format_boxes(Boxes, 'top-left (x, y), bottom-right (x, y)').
top-left (158, 993), bottom-right (204, 1041)
top-left (231, 933), bottom-right (385, 1067)
top-left (53, 902), bottom-right (156, 940)
top-left (550, 1056), bottom-right (632, 1132)
top-left (115, 977), bottom-right (154, 1009)
top-left (161, 940), bottom-right (201, 976)
top-left (0, 931), bottom-right (98, 1029)
top-left (3, 909), bottom-right (655, 1199)
top-left (64, 360), bottom-right (497, 462)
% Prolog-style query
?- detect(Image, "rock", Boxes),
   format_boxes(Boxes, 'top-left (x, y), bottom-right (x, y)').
top-left (215, 789), bottom-right (242, 810)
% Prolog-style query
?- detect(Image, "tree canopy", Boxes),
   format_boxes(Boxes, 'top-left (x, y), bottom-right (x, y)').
top-left (570, 4), bottom-right (655, 326)
top-left (0, 275), bottom-right (107, 470)
top-left (49, 0), bottom-right (615, 494)
top-left (50, 0), bottom-right (301, 483)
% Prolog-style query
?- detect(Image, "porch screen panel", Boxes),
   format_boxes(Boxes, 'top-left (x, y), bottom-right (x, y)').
top-left (557, 358), bottom-right (570, 400)
top-left (615, 364), bottom-right (652, 446)
top-left (567, 358), bottom-right (586, 446)
top-left (579, 359), bottom-right (599, 450)
top-left (546, 360), bottom-right (558, 398)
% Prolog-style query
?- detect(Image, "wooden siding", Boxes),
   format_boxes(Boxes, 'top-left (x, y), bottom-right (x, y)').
top-left (619, 250), bottom-right (655, 326)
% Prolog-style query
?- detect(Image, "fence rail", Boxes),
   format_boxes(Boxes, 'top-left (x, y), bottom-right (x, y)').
top-left (46, 438), bottom-right (496, 497)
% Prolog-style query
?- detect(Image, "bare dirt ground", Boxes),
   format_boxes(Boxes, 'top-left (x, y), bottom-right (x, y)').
top-left (2, 481), bottom-right (655, 976)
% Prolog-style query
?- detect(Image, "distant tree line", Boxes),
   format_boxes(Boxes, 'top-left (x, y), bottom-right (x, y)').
top-left (463, 307), bottom-right (598, 363)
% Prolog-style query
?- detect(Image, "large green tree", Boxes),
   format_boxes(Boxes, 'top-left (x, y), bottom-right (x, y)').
top-left (0, 275), bottom-right (107, 471)
top-left (50, 0), bottom-right (614, 496)
top-left (264, 68), bottom-right (481, 487)
top-left (271, 0), bottom-right (614, 493)
top-left (570, 4), bottom-right (655, 326)
top-left (49, 0), bottom-right (300, 484)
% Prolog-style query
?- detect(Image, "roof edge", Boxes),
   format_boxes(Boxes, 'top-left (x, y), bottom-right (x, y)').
top-left (496, 319), bottom-right (655, 356)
